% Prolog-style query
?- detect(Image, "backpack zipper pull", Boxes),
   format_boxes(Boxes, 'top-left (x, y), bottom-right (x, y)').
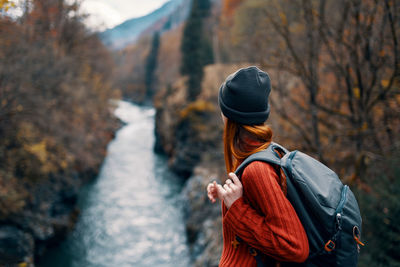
top-left (336, 213), bottom-right (342, 230)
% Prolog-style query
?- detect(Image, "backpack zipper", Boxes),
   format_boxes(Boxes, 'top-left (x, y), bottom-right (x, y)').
top-left (335, 185), bottom-right (349, 230)
top-left (323, 185), bottom-right (349, 251)
top-left (336, 185), bottom-right (349, 214)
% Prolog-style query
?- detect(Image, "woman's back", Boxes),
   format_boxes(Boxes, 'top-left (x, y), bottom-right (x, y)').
top-left (206, 66), bottom-right (309, 266)
top-left (219, 161), bottom-right (308, 267)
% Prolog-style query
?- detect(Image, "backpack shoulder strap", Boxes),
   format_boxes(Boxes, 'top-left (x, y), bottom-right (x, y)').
top-left (234, 142), bottom-right (290, 266)
top-left (235, 142), bottom-right (289, 177)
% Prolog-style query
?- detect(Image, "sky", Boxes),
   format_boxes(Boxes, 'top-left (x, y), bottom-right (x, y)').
top-left (4, 0), bottom-right (169, 31)
top-left (80, 0), bottom-right (170, 30)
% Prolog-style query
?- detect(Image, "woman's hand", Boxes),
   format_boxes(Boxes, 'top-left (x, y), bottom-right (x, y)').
top-left (207, 181), bottom-right (219, 203)
top-left (206, 173), bottom-right (243, 209)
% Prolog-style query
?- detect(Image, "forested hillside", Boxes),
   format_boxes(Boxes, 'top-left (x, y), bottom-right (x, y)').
top-left (0, 0), bottom-right (119, 265)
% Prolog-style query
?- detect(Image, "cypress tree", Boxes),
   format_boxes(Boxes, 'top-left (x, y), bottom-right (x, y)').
top-left (145, 31), bottom-right (160, 98)
top-left (180, 0), bottom-right (213, 101)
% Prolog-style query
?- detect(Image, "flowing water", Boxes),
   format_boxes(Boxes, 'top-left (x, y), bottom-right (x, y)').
top-left (39, 101), bottom-right (191, 267)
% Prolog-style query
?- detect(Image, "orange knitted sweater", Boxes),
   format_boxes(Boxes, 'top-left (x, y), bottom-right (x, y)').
top-left (219, 161), bottom-right (309, 266)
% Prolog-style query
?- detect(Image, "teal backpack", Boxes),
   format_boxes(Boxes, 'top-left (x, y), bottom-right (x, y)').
top-left (235, 142), bottom-right (364, 266)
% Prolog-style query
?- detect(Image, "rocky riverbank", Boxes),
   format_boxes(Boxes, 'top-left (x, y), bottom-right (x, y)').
top-left (154, 64), bottom-right (249, 266)
top-left (0, 130), bottom-right (118, 267)
top-left (181, 168), bottom-right (222, 267)
top-left (0, 164), bottom-right (115, 267)
top-left (0, 1), bottom-right (120, 265)
top-left (0, 177), bottom-right (81, 266)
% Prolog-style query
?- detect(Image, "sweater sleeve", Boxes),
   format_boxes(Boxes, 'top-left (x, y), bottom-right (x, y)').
top-left (223, 161), bottom-right (309, 263)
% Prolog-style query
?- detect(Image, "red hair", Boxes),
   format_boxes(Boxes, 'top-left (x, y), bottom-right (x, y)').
top-left (223, 119), bottom-right (273, 173)
top-left (223, 119), bottom-right (287, 194)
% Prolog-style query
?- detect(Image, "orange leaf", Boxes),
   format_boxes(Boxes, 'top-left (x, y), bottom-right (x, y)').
top-left (353, 87), bottom-right (360, 99)
top-left (381, 80), bottom-right (389, 87)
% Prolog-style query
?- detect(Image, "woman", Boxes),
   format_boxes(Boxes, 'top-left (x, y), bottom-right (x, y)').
top-left (207, 66), bottom-right (309, 266)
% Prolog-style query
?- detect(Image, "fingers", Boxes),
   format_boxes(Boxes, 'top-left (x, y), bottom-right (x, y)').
top-left (212, 181), bottom-right (219, 198)
top-left (229, 173), bottom-right (242, 188)
top-left (207, 182), bottom-right (217, 203)
top-left (223, 184), bottom-right (231, 191)
top-left (220, 174), bottom-right (244, 209)
top-left (207, 181), bottom-right (226, 203)
top-left (216, 184), bottom-right (226, 200)
top-left (207, 183), bottom-right (213, 192)
top-left (207, 191), bottom-right (215, 203)
top-left (226, 178), bottom-right (240, 190)
top-left (206, 174), bottom-right (242, 206)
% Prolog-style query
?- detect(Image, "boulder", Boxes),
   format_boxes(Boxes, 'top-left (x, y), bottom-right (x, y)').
top-left (182, 172), bottom-right (223, 267)
top-left (0, 225), bottom-right (34, 266)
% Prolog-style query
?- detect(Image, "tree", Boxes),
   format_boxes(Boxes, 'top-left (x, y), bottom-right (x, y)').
top-left (225, 3), bottom-right (400, 264)
top-left (0, 0), bottom-right (15, 12)
top-left (222, 0), bottom-right (244, 18)
top-left (0, 0), bottom-right (117, 227)
top-left (145, 31), bottom-right (161, 98)
top-left (228, 0), bottom-right (399, 175)
top-left (181, 0), bottom-right (214, 101)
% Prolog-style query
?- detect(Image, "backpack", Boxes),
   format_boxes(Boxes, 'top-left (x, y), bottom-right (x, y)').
top-left (235, 142), bottom-right (364, 267)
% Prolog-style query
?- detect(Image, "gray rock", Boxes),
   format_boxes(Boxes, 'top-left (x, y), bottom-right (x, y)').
top-left (182, 174), bottom-right (222, 267)
top-left (0, 225), bottom-right (34, 266)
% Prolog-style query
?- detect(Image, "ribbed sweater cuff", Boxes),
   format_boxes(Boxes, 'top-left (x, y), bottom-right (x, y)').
top-left (223, 197), bottom-right (246, 230)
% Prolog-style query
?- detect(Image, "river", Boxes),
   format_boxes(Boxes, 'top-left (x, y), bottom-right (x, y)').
top-left (38, 101), bottom-right (191, 267)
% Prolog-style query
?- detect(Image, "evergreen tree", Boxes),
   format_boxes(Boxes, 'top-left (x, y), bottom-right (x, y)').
top-left (180, 0), bottom-right (214, 101)
top-left (145, 31), bottom-right (160, 98)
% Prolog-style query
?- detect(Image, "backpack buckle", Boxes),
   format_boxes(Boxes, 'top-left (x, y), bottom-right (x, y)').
top-left (353, 226), bottom-right (365, 247)
top-left (324, 240), bottom-right (336, 252)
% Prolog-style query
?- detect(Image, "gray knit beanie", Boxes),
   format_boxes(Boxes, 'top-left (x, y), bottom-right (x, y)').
top-left (218, 66), bottom-right (271, 125)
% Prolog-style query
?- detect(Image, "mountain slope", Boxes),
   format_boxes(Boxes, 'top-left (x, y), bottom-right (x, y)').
top-left (101, 0), bottom-right (189, 49)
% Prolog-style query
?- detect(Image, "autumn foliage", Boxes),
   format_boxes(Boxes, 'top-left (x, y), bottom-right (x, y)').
top-left (216, 0), bottom-right (400, 265)
top-left (0, 0), bottom-right (118, 225)
top-left (222, 0), bottom-right (244, 18)
top-left (220, 0), bottom-right (399, 172)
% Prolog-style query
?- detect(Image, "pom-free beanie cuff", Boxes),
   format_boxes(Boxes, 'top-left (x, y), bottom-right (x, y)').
top-left (219, 87), bottom-right (270, 125)
top-left (218, 66), bottom-right (271, 125)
